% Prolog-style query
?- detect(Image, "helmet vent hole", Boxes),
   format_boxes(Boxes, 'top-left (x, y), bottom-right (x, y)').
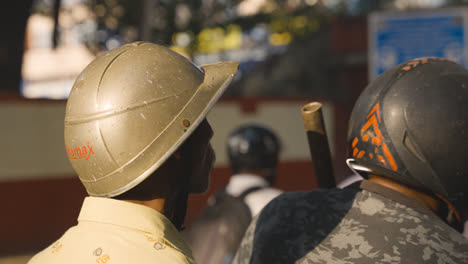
top-left (403, 131), bottom-right (425, 161)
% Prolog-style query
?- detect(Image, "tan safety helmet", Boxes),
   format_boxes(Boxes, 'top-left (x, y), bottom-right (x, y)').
top-left (64, 41), bottom-right (238, 197)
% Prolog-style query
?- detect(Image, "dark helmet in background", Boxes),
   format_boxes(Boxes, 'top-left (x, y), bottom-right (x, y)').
top-left (346, 57), bottom-right (468, 226)
top-left (227, 123), bottom-right (281, 184)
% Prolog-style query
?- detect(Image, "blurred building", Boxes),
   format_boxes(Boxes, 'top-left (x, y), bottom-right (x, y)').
top-left (21, 3), bottom-right (95, 99)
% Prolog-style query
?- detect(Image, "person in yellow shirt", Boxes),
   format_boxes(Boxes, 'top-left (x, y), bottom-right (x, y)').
top-left (28, 41), bottom-right (238, 264)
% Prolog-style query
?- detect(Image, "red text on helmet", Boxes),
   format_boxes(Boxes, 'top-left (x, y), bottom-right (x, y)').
top-left (66, 142), bottom-right (95, 160)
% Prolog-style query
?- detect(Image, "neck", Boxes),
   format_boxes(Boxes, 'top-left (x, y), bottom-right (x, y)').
top-left (124, 198), bottom-right (166, 214)
top-left (368, 175), bottom-right (439, 212)
top-left (124, 193), bottom-right (186, 231)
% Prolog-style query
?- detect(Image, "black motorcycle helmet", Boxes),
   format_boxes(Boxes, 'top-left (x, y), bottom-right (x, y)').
top-left (227, 123), bottom-right (281, 184)
top-left (347, 57), bottom-right (468, 225)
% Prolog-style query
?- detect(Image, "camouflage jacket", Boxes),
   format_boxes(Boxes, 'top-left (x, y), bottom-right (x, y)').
top-left (232, 180), bottom-right (468, 264)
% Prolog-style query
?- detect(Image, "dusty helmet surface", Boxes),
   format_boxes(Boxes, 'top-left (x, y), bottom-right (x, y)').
top-left (347, 57), bottom-right (468, 220)
top-left (65, 42), bottom-right (238, 197)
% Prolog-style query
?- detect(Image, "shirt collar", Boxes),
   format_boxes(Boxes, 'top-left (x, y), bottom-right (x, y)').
top-left (359, 180), bottom-right (439, 219)
top-left (78, 196), bottom-right (193, 258)
top-left (225, 173), bottom-right (269, 196)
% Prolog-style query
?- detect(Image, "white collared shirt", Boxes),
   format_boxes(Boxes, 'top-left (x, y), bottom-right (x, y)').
top-left (28, 197), bottom-right (196, 264)
top-left (225, 173), bottom-right (282, 216)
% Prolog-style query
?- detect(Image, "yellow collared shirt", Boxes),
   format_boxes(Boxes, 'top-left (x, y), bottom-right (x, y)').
top-left (28, 197), bottom-right (196, 264)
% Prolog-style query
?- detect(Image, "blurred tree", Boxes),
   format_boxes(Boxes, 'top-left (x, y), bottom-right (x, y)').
top-left (86, 0), bottom-right (239, 52)
top-left (86, 0), bottom-right (335, 53)
top-left (83, 0), bottom-right (420, 54)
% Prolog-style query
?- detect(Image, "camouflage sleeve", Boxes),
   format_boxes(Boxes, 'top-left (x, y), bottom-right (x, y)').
top-left (232, 188), bottom-right (359, 264)
top-left (231, 213), bottom-right (259, 264)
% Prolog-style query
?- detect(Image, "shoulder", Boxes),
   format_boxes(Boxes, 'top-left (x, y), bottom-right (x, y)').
top-left (243, 187), bottom-right (282, 216)
top-left (236, 187), bottom-right (360, 264)
top-left (257, 187), bottom-right (359, 223)
top-left (28, 228), bottom-right (194, 264)
top-left (254, 188), bottom-right (360, 236)
top-left (28, 241), bottom-right (193, 264)
top-left (251, 186), bottom-right (282, 197)
top-left (298, 188), bottom-right (468, 263)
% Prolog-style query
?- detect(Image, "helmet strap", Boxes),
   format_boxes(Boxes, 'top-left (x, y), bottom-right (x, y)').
top-left (163, 169), bottom-right (188, 231)
top-left (165, 147), bottom-right (192, 231)
top-left (165, 188), bottom-right (188, 231)
top-left (434, 193), bottom-right (463, 232)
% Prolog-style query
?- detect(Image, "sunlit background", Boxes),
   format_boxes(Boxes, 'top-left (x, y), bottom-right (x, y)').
top-left (20, 0), bottom-right (463, 99)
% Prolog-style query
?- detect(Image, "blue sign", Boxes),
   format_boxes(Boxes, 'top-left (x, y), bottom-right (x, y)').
top-left (369, 10), bottom-right (468, 80)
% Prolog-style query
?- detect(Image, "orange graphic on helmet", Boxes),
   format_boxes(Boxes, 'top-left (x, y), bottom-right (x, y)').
top-left (398, 57), bottom-right (448, 77)
top-left (401, 58), bottom-right (429, 71)
top-left (351, 103), bottom-right (398, 171)
top-left (66, 142), bottom-right (95, 160)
